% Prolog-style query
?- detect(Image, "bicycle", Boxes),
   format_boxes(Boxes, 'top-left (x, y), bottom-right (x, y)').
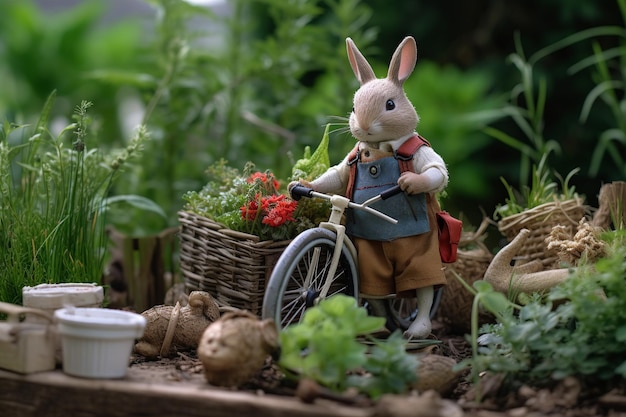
top-left (261, 183), bottom-right (442, 331)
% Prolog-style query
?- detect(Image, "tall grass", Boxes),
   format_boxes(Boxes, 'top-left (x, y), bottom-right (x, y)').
top-left (471, 33), bottom-right (562, 188)
top-left (497, 0), bottom-right (626, 180)
top-left (0, 93), bottom-right (148, 304)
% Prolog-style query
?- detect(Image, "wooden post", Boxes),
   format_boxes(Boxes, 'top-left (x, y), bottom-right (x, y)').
top-left (592, 181), bottom-right (626, 230)
top-left (106, 227), bottom-right (180, 312)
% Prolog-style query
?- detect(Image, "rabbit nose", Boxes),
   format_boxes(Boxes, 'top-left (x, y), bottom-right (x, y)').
top-left (361, 123), bottom-right (377, 136)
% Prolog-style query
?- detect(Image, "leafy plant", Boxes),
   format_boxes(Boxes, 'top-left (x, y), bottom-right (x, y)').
top-left (458, 230), bottom-right (626, 399)
top-left (494, 153), bottom-right (580, 219)
top-left (183, 160), bottom-right (328, 241)
top-left (97, 0), bottom-right (219, 234)
top-left (466, 35), bottom-right (583, 220)
top-left (472, 33), bottom-right (562, 187)
top-left (291, 123), bottom-right (332, 182)
top-left (278, 294), bottom-right (419, 399)
top-left (183, 125), bottom-right (334, 241)
top-left (350, 331), bottom-right (421, 399)
top-left (451, 276), bottom-right (517, 399)
top-left (0, 93), bottom-right (150, 303)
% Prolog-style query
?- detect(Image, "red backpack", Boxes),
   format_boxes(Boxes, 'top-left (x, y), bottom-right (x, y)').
top-left (346, 135), bottom-right (462, 263)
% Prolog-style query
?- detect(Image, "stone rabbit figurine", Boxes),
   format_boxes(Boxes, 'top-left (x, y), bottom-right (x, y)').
top-left (197, 310), bottom-right (280, 387)
top-left (293, 36), bottom-right (448, 339)
top-left (134, 290), bottom-right (220, 359)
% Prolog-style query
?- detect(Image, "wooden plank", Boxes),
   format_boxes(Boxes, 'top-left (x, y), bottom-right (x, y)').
top-left (0, 368), bottom-right (373, 417)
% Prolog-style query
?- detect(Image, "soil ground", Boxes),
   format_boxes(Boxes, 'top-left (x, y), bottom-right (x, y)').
top-left (129, 317), bottom-right (626, 417)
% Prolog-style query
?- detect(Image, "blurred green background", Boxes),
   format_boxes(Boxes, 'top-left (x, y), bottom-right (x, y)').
top-left (1, 0), bottom-right (624, 239)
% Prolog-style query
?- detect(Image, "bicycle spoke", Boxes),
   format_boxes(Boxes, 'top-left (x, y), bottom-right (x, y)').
top-left (310, 251), bottom-right (330, 287)
top-left (302, 247), bottom-right (321, 288)
top-left (281, 302), bottom-right (307, 327)
top-left (280, 297), bottom-right (302, 317)
top-left (327, 283), bottom-right (348, 297)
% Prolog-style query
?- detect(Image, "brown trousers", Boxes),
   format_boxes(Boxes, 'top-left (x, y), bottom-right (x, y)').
top-left (354, 194), bottom-right (446, 298)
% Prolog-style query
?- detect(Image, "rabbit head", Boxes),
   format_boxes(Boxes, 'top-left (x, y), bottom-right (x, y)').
top-left (347, 36), bottom-right (419, 143)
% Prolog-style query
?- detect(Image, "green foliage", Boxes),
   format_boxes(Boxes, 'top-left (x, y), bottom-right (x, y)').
top-left (183, 125), bottom-right (333, 240)
top-left (547, 235), bottom-right (626, 378)
top-left (348, 332), bottom-right (420, 399)
top-left (278, 294), bottom-right (418, 399)
top-left (0, 0), bottom-right (143, 137)
top-left (469, 35), bottom-right (563, 190)
top-left (183, 159), bottom-right (329, 241)
top-left (291, 123), bottom-right (331, 182)
top-left (458, 232), bottom-right (626, 397)
top-left (87, 0), bottom-right (380, 234)
top-left (494, 153), bottom-right (580, 219)
top-left (452, 278), bottom-right (516, 387)
top-left (2, 0), bottom-right (624, 238)
top-left (98, 0), bottom-right (219, 234)
top-left (404, 61), bottom-right (502, 203)
top-left (0, 94), bottom-right (149, 303)
top-left (466, 0), bottom-right (626, 221)
top-left (527, 0), bottom-right (626, 179)
top-left (466, 36), bottom-right (585, 219)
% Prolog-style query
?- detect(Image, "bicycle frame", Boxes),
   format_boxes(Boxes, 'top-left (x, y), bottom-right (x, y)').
top-left (295, 187), bottom-right (399, 301)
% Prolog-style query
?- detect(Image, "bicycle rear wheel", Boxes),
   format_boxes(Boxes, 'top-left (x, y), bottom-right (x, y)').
top-left (262, 228), bottom-right (358, 330)
top-left (383, 287), bottom-right (443, 331)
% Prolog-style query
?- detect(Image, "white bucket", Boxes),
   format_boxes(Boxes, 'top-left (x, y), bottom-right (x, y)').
top-left (55, 307), bottom-right (146, 379)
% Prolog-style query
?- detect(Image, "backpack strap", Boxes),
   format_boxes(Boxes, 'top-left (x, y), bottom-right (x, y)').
top-left (394, 134), bottom-right (430, 173)
top-left (345, 144), bottom-right (361, 199)
top-left (344, 135), bottom-right (430, 199)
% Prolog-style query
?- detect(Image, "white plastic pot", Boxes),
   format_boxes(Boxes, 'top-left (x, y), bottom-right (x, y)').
top-left (55, 307), bottom-right (146, 379)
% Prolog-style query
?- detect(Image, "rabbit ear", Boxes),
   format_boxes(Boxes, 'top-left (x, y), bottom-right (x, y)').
top-left (387, 36), bottom-right (417, 85)
top-left (346, 37), bottom-right (376, 85)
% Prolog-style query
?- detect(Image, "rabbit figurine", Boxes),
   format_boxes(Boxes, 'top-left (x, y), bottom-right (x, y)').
top-left (295, 36), bottom-right (448, 339)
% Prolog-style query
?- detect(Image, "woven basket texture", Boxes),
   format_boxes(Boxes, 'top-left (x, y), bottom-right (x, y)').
top-left (438, 219), bottom-right (494, 333)
top-left (497, 197), bottom-right (587, 269)
top-left (178, 210), bottom-right (290, 315)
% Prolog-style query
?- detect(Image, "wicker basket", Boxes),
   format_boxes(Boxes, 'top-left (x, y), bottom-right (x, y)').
top-left (178, 210), bottom-right (290, 315)
top-left (438, 218), bottom-right (494, 333)
top-left (497, 197), bottom-right (587, 269)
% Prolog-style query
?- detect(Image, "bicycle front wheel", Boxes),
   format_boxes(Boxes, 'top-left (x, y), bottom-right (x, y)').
top-left (262, 228), bottom-right (358, 330)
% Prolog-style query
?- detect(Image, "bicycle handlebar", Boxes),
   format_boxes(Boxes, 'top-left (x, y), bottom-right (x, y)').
top-left (290, 184), bottom-right (315, 201)
top-left (290, 183), bottom-right (402, 224)
top-left (379, 184), bottom-right (403, 200)
top-left (290, 183), bottom-right (402, 201)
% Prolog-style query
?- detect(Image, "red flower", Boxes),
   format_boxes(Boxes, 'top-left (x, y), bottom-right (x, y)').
top-left (262, 194), bottom-right (285, 207)
top-left (240, 192), bottom-right (297, 229)
top-left (247, 171), bottom-right (280, 192)
top-left (262, 199), bottom-right (297, 227)
top-left (240, 197), bottom-right (260, 221)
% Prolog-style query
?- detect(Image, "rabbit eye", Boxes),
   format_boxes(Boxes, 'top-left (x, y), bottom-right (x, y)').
top-left (385, 99), bottom-right (395, 111)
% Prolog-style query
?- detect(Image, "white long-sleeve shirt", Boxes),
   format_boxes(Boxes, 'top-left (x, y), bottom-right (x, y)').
top-left (310, 133), bottom-right (448, 195)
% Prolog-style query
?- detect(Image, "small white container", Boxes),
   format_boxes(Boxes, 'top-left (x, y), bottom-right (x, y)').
top-left (55, 307), bottom-right (146, 379)
top-left (23, 283), bottom-right (104, 322)
top-left (0, 302), bottom-right (56, 374)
